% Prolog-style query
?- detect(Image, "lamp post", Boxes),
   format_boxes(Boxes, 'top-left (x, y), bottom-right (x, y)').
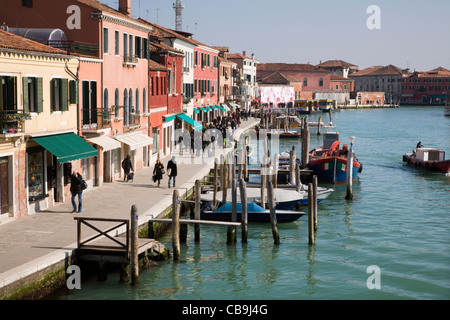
top-left (345, 136), bottom-right (355, 200)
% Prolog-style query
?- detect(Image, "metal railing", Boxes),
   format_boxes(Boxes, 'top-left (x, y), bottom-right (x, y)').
top-left (123, 54), bottom-right (138, 66)
top-left (47, 40), bottom-right (99, 57)
top-left (81, 108), bottom-right (113, 130)
top-left (0, 109), bottom-right (29, 134)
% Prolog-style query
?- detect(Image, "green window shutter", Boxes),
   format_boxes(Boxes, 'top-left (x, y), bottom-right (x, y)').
top-left (50, 79), bottom-right (55, 111)
top-left (36, 78), bottom-right (43, 113)
top-left (69, 80), bottom-right (79, 104)
top-left (61, 78), bottom-right (69, 111)
top-left (22, 77), bottom-right (29, 112)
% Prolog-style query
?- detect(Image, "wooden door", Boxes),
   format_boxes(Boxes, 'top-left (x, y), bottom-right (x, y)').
top-left (0, 160), bottom-right (9, 215)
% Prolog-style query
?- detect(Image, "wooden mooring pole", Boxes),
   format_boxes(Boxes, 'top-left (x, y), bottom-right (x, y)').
top-left (239, 178), bottom-right (248, 243)
top-left (346, 137), bottom-right (355, 200)
top-left (194, 179), bottom-right (201, 242)
top-left (130, 205), bottom-right (139, 286)
top-left (313, 175), bottom-right (318, 231)
top-left (227, 178), bottom-right (237, 245)
top-left (267, 180), bottom-right (280, 245)
top-left (172, 190), bottom-right (181, 261)
top-left (289, 147), bottom-right (296, 185)
top-left (308, 183), bottom-right (315, 245)
top-left (301, 119), bottom-right (310, 168)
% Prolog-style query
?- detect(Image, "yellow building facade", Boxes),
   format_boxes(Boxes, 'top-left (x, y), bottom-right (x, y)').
top-left (0, 30), bottom-right (97, 219)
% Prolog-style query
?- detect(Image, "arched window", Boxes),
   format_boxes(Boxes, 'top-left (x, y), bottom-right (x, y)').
top-left (114, 88), bottom-right (119, 117)
top-left (103, 88), bottom-right (109, 110)
top-left (123, 88), bottom-right (128, 126)
top-left (135, 88), bottom-right (139, 114)
top-left (143, 88), bottom-right (147, 113)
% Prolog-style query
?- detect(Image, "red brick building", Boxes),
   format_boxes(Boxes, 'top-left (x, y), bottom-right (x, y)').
top-left (401, 67), bottom-right (450, 105)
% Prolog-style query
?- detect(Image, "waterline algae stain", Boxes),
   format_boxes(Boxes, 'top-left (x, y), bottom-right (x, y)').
top-left (47, 107), bottom-right (450, 300)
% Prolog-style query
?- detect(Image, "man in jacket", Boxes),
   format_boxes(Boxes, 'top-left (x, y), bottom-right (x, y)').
top-left (70, 171), bottom-right (83, 213)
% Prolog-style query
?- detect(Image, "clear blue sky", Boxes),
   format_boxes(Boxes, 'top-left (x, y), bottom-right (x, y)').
top-left (100, 0), bottom-right (450, 71)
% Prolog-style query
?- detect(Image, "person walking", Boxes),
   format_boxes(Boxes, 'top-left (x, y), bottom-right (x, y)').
top-left (153, 159), bottom-right (164, 187)
top-left (121, 155), bottom-right (133, 181)
top-left (167, 156), bottom-right (177, 188)
top-left (70, 171), bottom-right (83, 213)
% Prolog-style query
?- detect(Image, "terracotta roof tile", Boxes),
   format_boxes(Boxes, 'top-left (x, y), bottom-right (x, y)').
top-left (0, 29), bottom-right (67, 55)
top-left (259, 72), bottom-right (300, 85)
top-left (150, 41), bottom-right (184, 55)
top-left (317, 60), bottom-right (357, 68)
top-left (257, 63), bottom-right (328, 72)
top-left (149, 59), bottom-right (167, 71)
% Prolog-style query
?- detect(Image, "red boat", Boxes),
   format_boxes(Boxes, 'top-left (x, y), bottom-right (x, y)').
top-left (403, 148), bottom-right (450, 173)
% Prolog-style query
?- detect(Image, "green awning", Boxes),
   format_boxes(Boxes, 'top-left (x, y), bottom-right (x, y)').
top-left (200, 107), bottom-right (208, 112)
top-left (216, 105), bottom-right (226, 112)
top-left (221, 104), bottom-right (231, 111)
top-left (205, 106), bottom-right (213, 111)
top-left (176, 113), bottom-right (203, 131)
top-left (193, 108), bottom-right (200, 114)
top-left (32, 133), bottom-right (98, 164)
top-left (163, 115), bottom-right (176, 122)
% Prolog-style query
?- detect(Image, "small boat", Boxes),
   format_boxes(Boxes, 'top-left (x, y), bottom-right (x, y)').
top-left (201, 187), bottom-right (304, 210)
top-left (266, 130), bottom-right (301, 139)
top-left (306, 132), bottom-right (362, 183)
top-left (445, 105), bottom-right (450, 116)
top-left (308, 121), bottom-right (337, 134)
top-left (201, 202), bottom-right (305, 223)
top-left (201, 185), bottom-right (333, 209)
top-left (403, 148), bottom-right (450, 173)
top-left (278, 150), bottom-right (301, 166)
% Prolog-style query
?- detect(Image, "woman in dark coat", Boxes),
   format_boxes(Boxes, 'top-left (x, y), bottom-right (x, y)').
top-left (70, 171), bottom-right (83, 213)
top-left (153, 159), bottom-right (164, 187)
top-left (122, 154), bottom-right (133, 181)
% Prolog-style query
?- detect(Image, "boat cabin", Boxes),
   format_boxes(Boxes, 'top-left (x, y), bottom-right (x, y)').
top-left (415, 148), bottom-right (445, 162)
top-left (323, 132), bottom-right (339, 149)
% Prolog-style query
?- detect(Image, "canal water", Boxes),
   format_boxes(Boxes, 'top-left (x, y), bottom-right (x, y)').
top-left (48, 106), bottom-right (449, 300)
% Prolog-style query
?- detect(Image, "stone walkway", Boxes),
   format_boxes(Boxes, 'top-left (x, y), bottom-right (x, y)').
top-left (0, 118), bottom-right (259, 294)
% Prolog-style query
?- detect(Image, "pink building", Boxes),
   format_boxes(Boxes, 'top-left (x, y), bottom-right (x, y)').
top-left (193, 44), bottom-right (219, 122)
top-left (1, 0), bottom-right (154, 185)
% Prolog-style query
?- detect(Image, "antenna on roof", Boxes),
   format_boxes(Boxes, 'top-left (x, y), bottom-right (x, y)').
top-left (173, 0), bottom-right (185, 31)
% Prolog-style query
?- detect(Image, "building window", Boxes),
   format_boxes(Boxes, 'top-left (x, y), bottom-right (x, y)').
top-left (69, 80), bottom-right (78, 104)
top-left (103, 88), bottom-right (109, 110)
top-left (0, 76), bottom-right (17, 111)
top-left (22, 0), bottom-right (33, 8)
top-left (123, 33), bottom-right (128, 57)
top-left (50, 78), bottom-right (68, 112)
top-left (114, 88), bottom-right (119, 117)
top-left (23, 77), bottom-right (43, 113)
top-left (103, 28), bottom-right (108, 54)
top-left (135, 88), bottom-right (139, 114)
top-left (143, 88), bottom-right (147, 113)
top-left (319, 78), bottom-right (323, 86)
top-left (115, 31), bottom-right (119, 55)
top-left (303, 78), bottom-right (307, 87)
top-left (27, 148), bottom-right (45, 201)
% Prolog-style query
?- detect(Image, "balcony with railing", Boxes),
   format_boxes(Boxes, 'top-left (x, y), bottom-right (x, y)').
top-left (0, 109), bottom-right (30, 135)
top-left (47, 40), bottom-right (99, 57)
top-left (81, 108), bottom-right (113, 133)
top-left (123, 113), bottom-right (141, 132)
top-left (123, 54), bottom-right (139, 67)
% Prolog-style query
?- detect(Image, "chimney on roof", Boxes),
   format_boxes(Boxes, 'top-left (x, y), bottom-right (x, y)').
top-left (243, 51), bottom-right (246, 57)
top-left (119, 0), bottom-right (131, 16)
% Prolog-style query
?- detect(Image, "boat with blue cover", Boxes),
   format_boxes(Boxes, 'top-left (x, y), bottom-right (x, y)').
top-left (201, 202), bottom-right (305, 223)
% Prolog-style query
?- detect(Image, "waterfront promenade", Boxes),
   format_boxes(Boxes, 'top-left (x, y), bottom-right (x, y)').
top-left (0, 118), bottom-right (259, 297)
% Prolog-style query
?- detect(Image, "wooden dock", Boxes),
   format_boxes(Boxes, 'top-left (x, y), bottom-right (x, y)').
top-left (74, 216), bottom-right (164, 264)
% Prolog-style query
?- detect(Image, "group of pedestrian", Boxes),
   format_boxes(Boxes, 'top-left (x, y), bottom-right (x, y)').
top-left (152, 156), bottom-right (177, 188)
